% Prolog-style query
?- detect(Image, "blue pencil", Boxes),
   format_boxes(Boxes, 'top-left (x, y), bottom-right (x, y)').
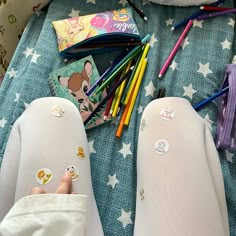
top-left (86, 50), bottom-right (128, 96)
top-left (171, 0), bottom-right (225, 30)
top-left (193, 86), bottom-right (229, 111)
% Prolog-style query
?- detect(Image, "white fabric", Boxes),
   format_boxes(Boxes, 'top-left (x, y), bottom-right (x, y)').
top-left (134, 97), bottom-right (229, 236)
top-left (147, 0), bottom-right (215, 6)
top-left (0, 97), bottom-right (104, 236)
top-left (0, 194), bottom-right (87, 236)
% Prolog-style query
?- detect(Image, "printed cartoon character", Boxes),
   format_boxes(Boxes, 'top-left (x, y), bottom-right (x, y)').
top-left (155, 140), bottom-right (168, 154)
top-left (65, 166), bottom-right (79, 181)
top-left (112, 9), bottom-right (129, 22)
top-left (58, 60), bottom-right (92, 109)
top-left (37, 169), bottom-right (52, 185)
top-left (90, 13), bottom-right (110, 33)
top-left (160, 108), bottom-right (174, 120)
top-left (77, 146), bottom-right (85, 159)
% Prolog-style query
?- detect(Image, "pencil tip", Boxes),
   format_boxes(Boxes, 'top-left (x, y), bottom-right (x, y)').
top-left (171, 27), bottom-right (175, 31)
top-left (158, 74), bottom-right (162, 79)
top-left (103, 116), bottom-right (107, 120)
top-left (200, 6), bottom-right (203, 10)
top-left (144, 16), bottom-right (148, 21)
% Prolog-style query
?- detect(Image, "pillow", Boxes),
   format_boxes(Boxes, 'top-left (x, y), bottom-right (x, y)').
top-left (146, 0), bottom-right (215, 6)
top-left (0, 0), bottom-right (50, 81)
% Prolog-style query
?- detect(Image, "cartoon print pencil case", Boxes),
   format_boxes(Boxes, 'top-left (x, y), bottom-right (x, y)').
top-left (52, 7), bottom-right (141, 58)
top-left (216, 64), bottom-right (236, 150)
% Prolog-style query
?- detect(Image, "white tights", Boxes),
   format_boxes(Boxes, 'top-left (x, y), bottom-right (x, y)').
top-left (0, 97), bottom-right (229, 236)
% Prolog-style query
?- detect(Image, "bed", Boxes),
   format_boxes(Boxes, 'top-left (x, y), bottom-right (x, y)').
top-left (0, 0), bottom-right (236, 235)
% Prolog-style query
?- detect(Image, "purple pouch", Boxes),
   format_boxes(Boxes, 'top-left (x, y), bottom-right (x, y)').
top-left (216, 64), bottom-right (236, 150)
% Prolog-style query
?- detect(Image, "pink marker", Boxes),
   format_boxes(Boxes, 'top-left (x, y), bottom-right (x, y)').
top-left (158, 19), bottom-right (193, 79)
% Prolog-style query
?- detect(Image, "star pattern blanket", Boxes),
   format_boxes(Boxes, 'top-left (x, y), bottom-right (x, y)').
top-left (0, 0), bottom-right (236, 235)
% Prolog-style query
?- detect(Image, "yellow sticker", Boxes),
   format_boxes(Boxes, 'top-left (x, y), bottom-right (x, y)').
top-left (65, 166), bottom-right (79, 181)
top-left (51, 105), bottom-right (65, 117)
top-left (35, 168), bottom-right (53, 185)
top-left (76, 146), bottom-right (85, 159)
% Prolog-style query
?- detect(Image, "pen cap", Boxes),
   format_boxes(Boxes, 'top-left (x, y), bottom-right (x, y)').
top-left (216, 64), bottom-right (236, 150)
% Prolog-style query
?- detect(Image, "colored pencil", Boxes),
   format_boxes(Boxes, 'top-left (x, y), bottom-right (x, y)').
top-left (197, 8), bottom-right (236, 20)
top-left (93, 48), bottom-right (141, 95)
top-left (193, 86), bottom-right (229, 111)
top-left (84, 66), bottom-right (134, 126)
top-left (125, 58), bottom-right (148, 125)
top-left (123, 43), bottom-right (150, 105)
top-left (200, 6), bottom-right (232, 11)
top-left (86, 49), bottom-right (128, 96)
top-left (127, 0), bottom-right (148, 21)
top-left (116, 90), bottom-right (134, 138)
top-left (103, 75), bottom-right (120, 120)
top-left (159, 20), bottom-right (193, 78)
top-left (112, 61), bottom-right (132, 117)
top-left (171, 0), bottom-right (225, 30)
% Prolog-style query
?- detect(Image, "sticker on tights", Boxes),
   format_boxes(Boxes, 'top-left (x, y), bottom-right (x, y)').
top-left (76, 146), bottom-right (85, 159)
top-left (160, 108), bottom-right (175, 120)
top-left (154, 139), bottom-right (169, 155)
top-left (140, 188), bottom-right (144, 201)
top-left (36, 168), bottom-right (53, 185)
top-left (51, 105), bottom-right (65, 117)
top-left (65, 165), bottom-right (79, 181)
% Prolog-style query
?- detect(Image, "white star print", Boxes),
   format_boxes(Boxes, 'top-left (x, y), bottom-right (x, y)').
top-left (117, 209), bottom-right (133, 228)
top-left (204, 114), bottom-right (214, 130)
top-left (0, 117), bottom-right (7, 128)
top-left (119, 0), bottom-right (127, 7)
top-left (225, 150), bottom-right (234, 163)
top-left (87, 0), bottom-right (95, 3)
top-left (193, 19), bottom-right (204, 28)
top-left (24, 102), bottom-right (30, 109)
top-left (149, 33), bottom-right (158, 48)
top-left (220, 39), bottom-right (231, 50)
top-left (119, 142), bottom-right (132, 159)
top-left (7, 68), bottom-right (18, 78)
top-left (232, 55), bottom-right (236, 64)
top-left (31, 51), bottom-right (41, 63)
top-left (183, 84), bottom-right (197, 99)
top-left (107, 174), bottom-right (119, 189)
top-left (144, 81), bottom-right (156, 98)
top-left (181, 36), bottom-right (190, 50)
top-left (68, 8), bottom-right (80, 18)
top-left (170, 60), bottom-right (178, 71)
top-left (23, 47), bottom-right (34, 58)
top-left (14, 93), bottom-right (20, 102)
top-left (138, 105), bottom-right (143, 114)
top-left (165, 18), bottom-right (174, 26)
top-left (197, 62), bottom-right (213, 78)
top-left (89, 140), bottom-right (96, 154)
top-left (228, 18), bottom-right (235, 28)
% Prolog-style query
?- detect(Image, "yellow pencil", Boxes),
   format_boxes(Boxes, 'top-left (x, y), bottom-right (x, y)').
top-left (112, 61), bottom-right (132, 117)
top-left (123, 43), bottom-right (150, 105)
top-left (124, 58), bottom-right (148, 125)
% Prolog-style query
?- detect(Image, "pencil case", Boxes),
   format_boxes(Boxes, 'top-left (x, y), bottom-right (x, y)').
top-left (52, 7), bottom-right (141, 58)
top-left (216, 64), bottom-right (236, 150)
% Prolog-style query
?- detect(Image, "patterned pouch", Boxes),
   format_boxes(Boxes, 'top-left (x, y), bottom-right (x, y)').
top-left (216, 64), bottom-right (236, 150)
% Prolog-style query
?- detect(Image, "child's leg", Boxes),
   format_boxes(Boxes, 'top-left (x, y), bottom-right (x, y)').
top-left (0, 97), bottom-right (104, 236)
top-left (134, 97), bottom-right (229, 236)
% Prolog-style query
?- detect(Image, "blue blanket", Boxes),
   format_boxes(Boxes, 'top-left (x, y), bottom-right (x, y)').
top-left (0, 0), bottom-right (236, 235)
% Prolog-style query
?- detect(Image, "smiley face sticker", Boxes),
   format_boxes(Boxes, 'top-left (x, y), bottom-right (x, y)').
top-left (65, 165), bottom-right (79, 181)
top-left (76, 146), bottom-right (85, 159)
top-left (35, 168), bottom-right (53, 185)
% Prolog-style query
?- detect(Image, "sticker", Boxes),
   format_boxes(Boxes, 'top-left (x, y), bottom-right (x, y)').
top-left (154, 139), bottom-right (169, 155)
top-left (160, 108), bottom-right (175, 120)
top-left (35, 168), bottom-right (53, 185)
top-left (77, 146), bottom-right (85, 159)
top-left (140, 188), bottom-right (144, 201)
top-left (51, 105), bottom-right (65, 117)
top-left (65, 165), bottom-right (79, 181)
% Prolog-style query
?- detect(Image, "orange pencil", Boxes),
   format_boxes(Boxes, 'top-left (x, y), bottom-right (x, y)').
top-left (116, 89), bottom-right (134, 138)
